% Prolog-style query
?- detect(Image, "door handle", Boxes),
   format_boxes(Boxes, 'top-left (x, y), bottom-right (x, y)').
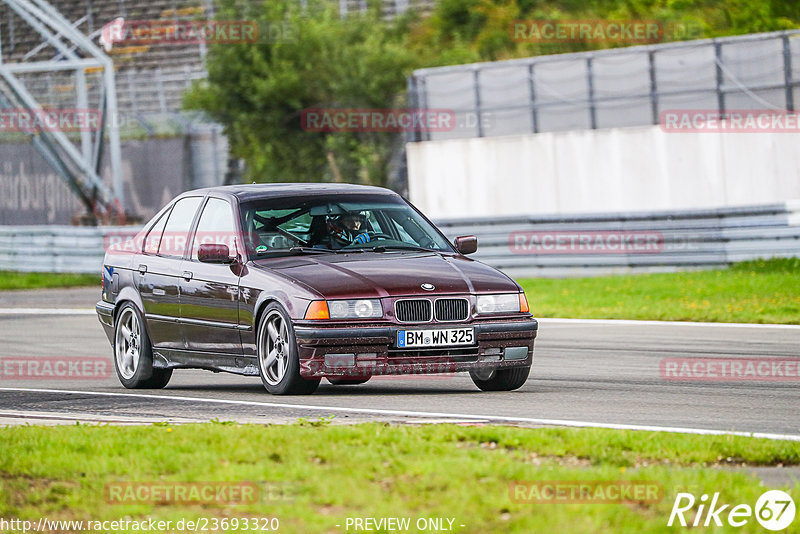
top-left (182, 271), bottom-right (193, 281)
top-left (138, 264), bottom-right (147, 275)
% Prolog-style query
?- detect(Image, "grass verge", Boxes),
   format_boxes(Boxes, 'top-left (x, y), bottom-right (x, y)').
top-left (519, 258), bottom-right (800, 324)
top-left (0, 422), bottom-right (798, 533)
top-left (0, 272), bottom-right (98, 291)
top-left (2, 259), bottom-right (798, 324)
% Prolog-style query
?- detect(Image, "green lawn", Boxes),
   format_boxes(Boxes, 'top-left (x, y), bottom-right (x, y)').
top-left (519, 258), bottom-right (800, 324)
top-left (0, 423), bottom-right (797, 533)
top-left (0, 272), bottom-right (99, 291)
top-left (2, 259), bottom-right (798, 324)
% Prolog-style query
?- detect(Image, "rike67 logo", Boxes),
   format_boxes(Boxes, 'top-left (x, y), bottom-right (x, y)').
top-left (668, 490), bottom-right (795, 531)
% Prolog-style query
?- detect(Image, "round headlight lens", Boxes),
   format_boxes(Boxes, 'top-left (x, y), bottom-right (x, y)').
top-left (329, 300), bottom-right (350, 318)
top-left (477, 294), bottom-right (496, 314)
top-left (353, 299), bottom-right (375, 317)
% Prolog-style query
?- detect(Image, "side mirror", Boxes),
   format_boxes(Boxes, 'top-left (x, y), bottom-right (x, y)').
top-left (454, 235), bottom-right (478, 255)
top-left (198, 243), bottom-right (235, 264)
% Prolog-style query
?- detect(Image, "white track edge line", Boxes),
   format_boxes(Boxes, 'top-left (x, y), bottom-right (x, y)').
top-left (2, 387), bottom-right (798, 442)
top-left (0, 308), bottom-right (95, 315)
top-left (0, 309), bottom-right (797, 329)
top-left (539, 318), bottom-right (800, 329)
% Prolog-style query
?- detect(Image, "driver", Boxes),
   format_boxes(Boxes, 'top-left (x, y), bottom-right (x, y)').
top-left (327, 212), bottom-right (371, 247)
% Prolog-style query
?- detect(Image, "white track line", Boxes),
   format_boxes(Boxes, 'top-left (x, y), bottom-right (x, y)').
top-left (0, 309), bottom-right (797, 329)
top-left (2, 387), bottom-right (799, 441)
top-left (0, 308), bottom-right (95, 315)
top-left (539, 318), bottom-right (800, 329)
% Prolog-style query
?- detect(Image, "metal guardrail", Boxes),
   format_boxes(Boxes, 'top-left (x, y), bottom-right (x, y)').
top-left (0, 202), bottom-right (798, 276)
top-left (0, 224), bottom-right (121, 273)
top-left (436, 202), bottom-right (800, 277)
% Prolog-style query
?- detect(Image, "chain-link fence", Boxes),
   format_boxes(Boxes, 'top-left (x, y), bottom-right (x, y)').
top-left (407, 30), bottom-right (800, 141)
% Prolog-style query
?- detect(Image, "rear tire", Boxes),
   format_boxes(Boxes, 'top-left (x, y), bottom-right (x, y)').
top-left (257, 303), bottom-right (320, 395)
top-left (327, 377), bottom-right (370, 385)
top-left (113, 303), bottom-right (171, 389)
top-left (469, 365), bottom-right (530, 392)
top-left (141, 368), bottom-right (173, 389)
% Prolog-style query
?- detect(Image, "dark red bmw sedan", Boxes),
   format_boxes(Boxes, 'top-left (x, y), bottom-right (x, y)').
top-left (96, 184), bottom-right (538, 395)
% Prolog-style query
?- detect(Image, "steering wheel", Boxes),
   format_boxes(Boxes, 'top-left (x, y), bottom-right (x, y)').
top-left (343, 232), bottom-right (395, 248)
top-left (366, 233), bottom-right (393, 240)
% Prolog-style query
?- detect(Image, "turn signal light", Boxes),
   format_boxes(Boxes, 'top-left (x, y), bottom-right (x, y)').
top-left (305, 300), bottom-right (330, 320)
top-left (519, 293), bottom-right (529, 313)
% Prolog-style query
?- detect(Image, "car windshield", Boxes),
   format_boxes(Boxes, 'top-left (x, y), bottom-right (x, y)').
top-left (239, 193), bottom-right (454, 258)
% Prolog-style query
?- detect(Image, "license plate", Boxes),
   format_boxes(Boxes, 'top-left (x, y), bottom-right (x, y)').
top-left (396, 327), bottom-right (474, 348)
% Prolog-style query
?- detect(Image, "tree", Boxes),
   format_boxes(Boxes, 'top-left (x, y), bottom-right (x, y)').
top-left (185, 0), bottom-right (420, 186)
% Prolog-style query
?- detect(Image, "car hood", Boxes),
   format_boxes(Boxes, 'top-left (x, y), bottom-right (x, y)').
top-left (251, 252), bottom-right (519, 299)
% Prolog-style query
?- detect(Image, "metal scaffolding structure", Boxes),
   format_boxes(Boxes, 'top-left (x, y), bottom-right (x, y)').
top-left (0, 0), bottom-right (124, 221)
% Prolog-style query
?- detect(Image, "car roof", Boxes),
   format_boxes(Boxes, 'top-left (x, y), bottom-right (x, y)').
top-left (180, 183), bottom-right (399, 203)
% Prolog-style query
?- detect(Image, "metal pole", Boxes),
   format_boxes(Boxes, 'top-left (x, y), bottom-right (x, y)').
top-left (407, 75), bottom-right (419, 143)
top-left (104, 61), bottom-right (124, 212)
top-left (587, 56), bottom-right (597, 129)
top-left (473, 68), bottom-right (483, 137)
top-left (714, 41), bottom-right (725, 115)
top-left (157, 67), bottom-right (167, 113)
top-left (648, 50), bottom-right (658, 124)
top-left (75, 68), bottom-right (92, 162)
top-left (420, 76), bottom-right (429, 142)
top-left (783, 34), bottom-right (794, 112)
top-left (528, 62), bottom-right (538, 133)
top-left (18, 0), bottom-right (125, 213)
top-left (0, 67), bottom-right (114, 202)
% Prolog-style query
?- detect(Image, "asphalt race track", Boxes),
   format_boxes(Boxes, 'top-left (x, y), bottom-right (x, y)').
top-left (1, 288), bottom-right (798, 438)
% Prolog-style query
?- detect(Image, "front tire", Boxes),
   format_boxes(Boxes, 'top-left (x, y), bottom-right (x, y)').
top-left (257, 303), bottom-right (320, 395)
top-left (113, 303), bottom-right (171, 389)
top-left (469, 365), bottom-right (530, 392)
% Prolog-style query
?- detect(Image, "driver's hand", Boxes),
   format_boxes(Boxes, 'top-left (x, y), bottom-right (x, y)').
top-left (354, 233), bottom-right (371, 244)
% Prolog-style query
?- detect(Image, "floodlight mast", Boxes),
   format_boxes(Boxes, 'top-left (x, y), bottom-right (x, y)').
top-left (0, 0), bottom-right (125, 222)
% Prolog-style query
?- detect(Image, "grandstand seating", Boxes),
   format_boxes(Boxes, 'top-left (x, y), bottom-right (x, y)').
top-left (0, 0), bottom-right (436, 120)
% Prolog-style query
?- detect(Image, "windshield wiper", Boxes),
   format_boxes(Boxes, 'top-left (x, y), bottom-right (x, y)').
top-left (371, 245), bottom-right (435, 252)
top-left (288, 246), bottom-right (336, 255)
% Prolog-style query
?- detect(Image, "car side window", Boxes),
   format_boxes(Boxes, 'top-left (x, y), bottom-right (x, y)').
top-left (364, 211), bottom-right (384, 234)
top-left (143, 209), bottom-right (169, 255)
top-left (157, 197), bottom-right (203, 258)
top-left (191, 198), bottom-right (237, 260)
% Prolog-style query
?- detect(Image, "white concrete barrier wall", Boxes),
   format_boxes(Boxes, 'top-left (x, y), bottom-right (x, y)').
top-left (406, 125), bottom-right (800, 219)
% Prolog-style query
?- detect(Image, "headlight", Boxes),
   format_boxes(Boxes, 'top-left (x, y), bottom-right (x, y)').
top-left (327, 299), bottom-right (383, 319)
top-left (476, 293), bottom-right (522, 314)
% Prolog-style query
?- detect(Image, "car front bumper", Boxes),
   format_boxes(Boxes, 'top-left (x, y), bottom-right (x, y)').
top-left (293, 318), bottom-right (537, 378)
